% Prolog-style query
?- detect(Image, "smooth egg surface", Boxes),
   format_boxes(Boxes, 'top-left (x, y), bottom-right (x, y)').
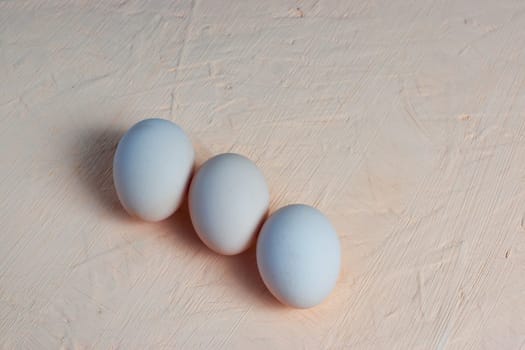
top-left (113, 118), bottom-right (194, 222)
top-left (257, 204), bottom-right (341, 308)
top-left (189, 153), bottom-right (269, 255)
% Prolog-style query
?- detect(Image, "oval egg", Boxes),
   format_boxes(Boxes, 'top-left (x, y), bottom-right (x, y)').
top-left (189, 153), bottom-right (270, 255)
top-left (113, 118), bottom-right (194, 222)
top-left (257, 204), bottom-right (341, 308)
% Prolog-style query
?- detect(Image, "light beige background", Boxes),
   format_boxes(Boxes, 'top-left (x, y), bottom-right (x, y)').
top-left (1, 1), bottom-right (525, 349)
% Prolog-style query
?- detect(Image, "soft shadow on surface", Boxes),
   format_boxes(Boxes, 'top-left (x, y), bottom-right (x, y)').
top-left (76, 127), bottom-right (129, 221)
top-left (226, 245), bottom-right (284, 309)
top-left (164, 200), bottom-right (282, 308)
top-left (162, 198), bottom-right (208, 252)
top-left (224, 211), bottom-right (284, 309)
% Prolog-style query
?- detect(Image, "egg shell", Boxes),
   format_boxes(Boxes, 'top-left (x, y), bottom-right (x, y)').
top-left (113, 118), bottom-right (194, 222)
top-left (189, 153), bottom-right (270, 255)
top-left (256, 204), bottom-right (341, 308)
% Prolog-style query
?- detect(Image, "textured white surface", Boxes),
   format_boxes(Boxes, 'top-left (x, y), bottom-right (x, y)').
top-left (1, 0), bottom-right (525, 349)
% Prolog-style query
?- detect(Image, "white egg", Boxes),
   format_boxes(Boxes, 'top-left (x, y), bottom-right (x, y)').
top-left (113, 118), bottom-right (194, 222)
top-left (189, 153), bottom-right (270, 255)
top-left (257, 204), bottom-right (341, 308)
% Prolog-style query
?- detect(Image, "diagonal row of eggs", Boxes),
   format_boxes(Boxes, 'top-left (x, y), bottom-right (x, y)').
top-left (113, 118), bottom-right (341, 308)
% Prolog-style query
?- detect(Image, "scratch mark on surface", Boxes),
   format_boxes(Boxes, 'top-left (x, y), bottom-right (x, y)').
top-left (71, 71), bottom-right (117, 90)
top-left (213, 99), bottom-right (238, 114)
top-left (220, 306), bottom-right (252, 349)
top-left (0, 97), bottom-right (18, 108)
top-left (415, 270), bottom-right (426, 318)
top-left (70, 240), bottom-right (138, 269)
top-left (169, 89), bottom-right (175, 119)
top-left (436, 319), bottom-right (453, 350)
top-left (170, 0), bottom-right (196, 86)
top-left (457, 21), bottom-right (511, 56)
top-left (401, 86), bottom-right (431, 141)
top-left (72, 286), bottom-right (112, 312)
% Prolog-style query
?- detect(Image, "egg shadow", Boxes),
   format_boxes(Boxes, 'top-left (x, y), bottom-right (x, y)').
top-left (75, 126), bottom-right (130, 221)
top-left (221, 210), bottom-right (285, 309)
top-left (164, 201), bottom-right (283, 308)
top-left (225, 245), bottom-right (285, 309)
top-left (161, 198), bottom-right (210, 253)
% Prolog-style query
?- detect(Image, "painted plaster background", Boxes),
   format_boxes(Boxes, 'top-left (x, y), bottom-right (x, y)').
top-left (1, 1), bottom-right (525, 348)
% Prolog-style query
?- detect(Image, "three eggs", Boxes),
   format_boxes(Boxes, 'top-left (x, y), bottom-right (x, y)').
top-left (113, 118), bottom-right (341, 309)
